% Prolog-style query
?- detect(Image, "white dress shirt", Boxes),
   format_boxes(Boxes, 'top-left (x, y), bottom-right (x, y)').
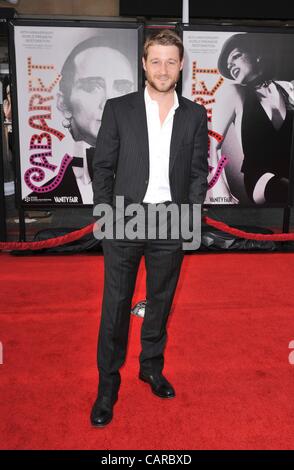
top-left (143, 86), bottom-right (179, 203)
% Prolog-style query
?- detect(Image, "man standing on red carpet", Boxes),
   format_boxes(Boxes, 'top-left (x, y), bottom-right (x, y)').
top-left (91, 29), bottom-right (208, 427)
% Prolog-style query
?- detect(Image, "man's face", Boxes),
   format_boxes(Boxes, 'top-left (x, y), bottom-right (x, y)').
top-left (68, 47), bottom-right (134, 145)
top-left (142, 44), bottom-right (183, 93)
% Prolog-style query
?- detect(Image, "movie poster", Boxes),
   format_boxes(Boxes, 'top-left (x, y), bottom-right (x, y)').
top-left (182, 29), bottom-right (294, 206)
top-left (13, 24), bottom-right (139, 206)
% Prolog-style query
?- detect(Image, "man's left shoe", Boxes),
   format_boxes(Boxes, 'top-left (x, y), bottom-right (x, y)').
top-left (139, 372), bottom-right (176, 399)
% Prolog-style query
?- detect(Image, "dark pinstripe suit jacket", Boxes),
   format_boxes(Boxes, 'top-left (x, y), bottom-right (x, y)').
top-left (92, 90), bottom-right (208, 208)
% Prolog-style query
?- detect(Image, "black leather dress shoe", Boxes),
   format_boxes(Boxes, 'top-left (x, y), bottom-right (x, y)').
top-left (90, 396), bottom-right (116, 427)
top-left (139, 372), bottom-right (176, 398)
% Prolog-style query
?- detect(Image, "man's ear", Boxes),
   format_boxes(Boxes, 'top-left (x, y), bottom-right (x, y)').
top-left (142, 57), bottom-right (147, 72)
top-left (57, 92), bottom-right (72, 117)
top-left (180, 58), bottom-right (184, 72)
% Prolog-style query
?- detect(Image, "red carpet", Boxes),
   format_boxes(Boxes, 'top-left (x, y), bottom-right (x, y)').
top-left (1, 251), bottom-right (294, 450)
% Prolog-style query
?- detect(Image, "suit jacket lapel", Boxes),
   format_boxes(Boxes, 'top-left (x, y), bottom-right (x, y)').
top-left (128, 91), bottom-right (149, 174)
top-left (169, 97), bottom-right (189, 174)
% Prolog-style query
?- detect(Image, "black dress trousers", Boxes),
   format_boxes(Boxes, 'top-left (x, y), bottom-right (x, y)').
top-left (97, 204), bottom-right (184, 402)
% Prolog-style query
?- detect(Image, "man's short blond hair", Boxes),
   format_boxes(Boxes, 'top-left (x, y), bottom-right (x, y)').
top-left (143, 29), bottom-right (184, 61)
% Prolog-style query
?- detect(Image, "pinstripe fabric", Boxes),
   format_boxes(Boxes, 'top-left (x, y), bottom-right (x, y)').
top-left (92, 90), bottom-right (209, 208)
top-left (91, 90), bottom-right (209, 401)
top-left (97, 233), bottom-right (184, 401)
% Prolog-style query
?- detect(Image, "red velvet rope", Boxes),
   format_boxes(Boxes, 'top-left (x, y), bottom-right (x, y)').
top-left (203, 216), bottom-right (294, 241)
top-left (0, 223), bottom-right (95, 251)
top-left (0, 217), bottom-right (294, 252)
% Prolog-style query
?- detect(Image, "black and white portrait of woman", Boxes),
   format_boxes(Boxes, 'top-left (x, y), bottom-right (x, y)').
top-left (182, 30), bottom-right (294, 206)
top-left (211, 33), bottom-right (294, 205)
